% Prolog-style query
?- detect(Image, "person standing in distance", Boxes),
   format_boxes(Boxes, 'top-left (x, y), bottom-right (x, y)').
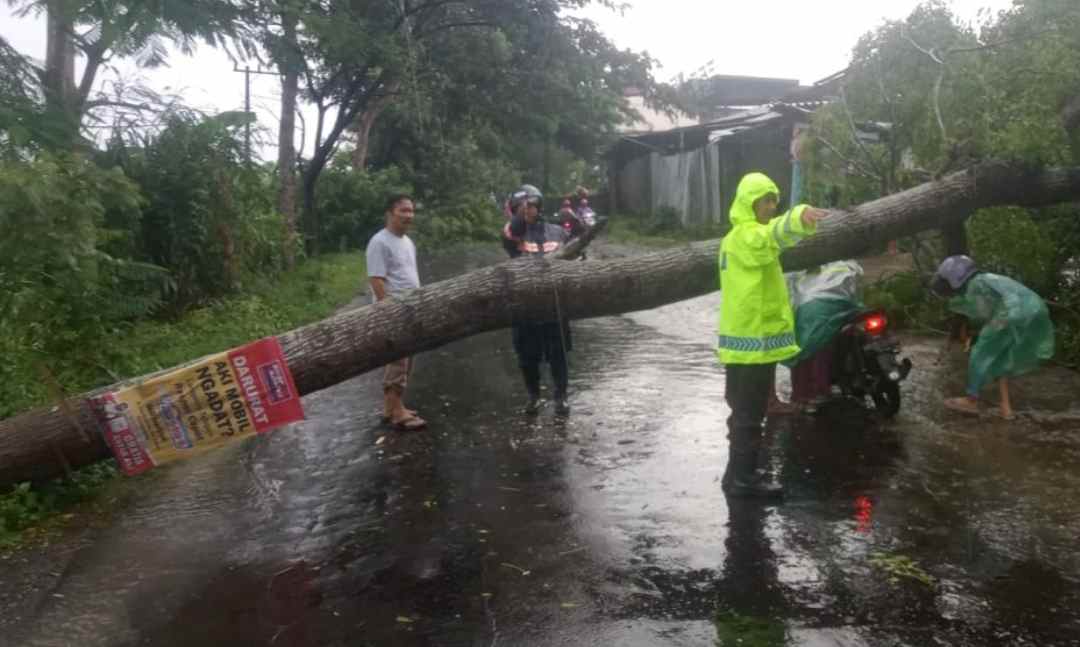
top-left (502, 184), bottom-right (573, 416)
top-left (366, 194), bottom-right (426, 430)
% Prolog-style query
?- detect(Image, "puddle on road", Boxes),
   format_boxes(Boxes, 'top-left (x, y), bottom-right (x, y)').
top-left (9, 246), bottom-right (1080, 647)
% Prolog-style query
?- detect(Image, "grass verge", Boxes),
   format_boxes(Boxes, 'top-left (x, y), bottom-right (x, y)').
top-left (0, 252), bottom-right (364, 551)
top-left (605, 217), bottom-right (726, 248)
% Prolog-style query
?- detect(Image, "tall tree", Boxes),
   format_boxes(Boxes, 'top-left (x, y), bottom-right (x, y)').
top-left (5, 160), bottom-right (1080, 486)
top-left (362, 6), bottom-right (665, 209)
top-left (263, 0), bottom-right (302, 268)
top-left (8, 0), bottom-right (251, 146)
top-left (0, 35), bottom-right (50, 154)
top-left (292, 0), bottom-right (664, 254)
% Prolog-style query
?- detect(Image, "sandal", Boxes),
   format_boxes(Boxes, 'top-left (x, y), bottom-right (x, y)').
top-left (390, 414), bottom-right (427, 431)
top-left (944, 397), bottom-right (980, 416)
top-left (381, 408), bottom-right (417, 423)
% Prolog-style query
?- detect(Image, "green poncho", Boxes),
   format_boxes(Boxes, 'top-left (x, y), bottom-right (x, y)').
top-left (782, 261), bottom-right (863, 368)
top-left (949, 273), bottom-right (1054, 395)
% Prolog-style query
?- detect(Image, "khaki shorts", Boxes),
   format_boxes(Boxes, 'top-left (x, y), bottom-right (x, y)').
top-left (383, 357), bottom-right (414, 392)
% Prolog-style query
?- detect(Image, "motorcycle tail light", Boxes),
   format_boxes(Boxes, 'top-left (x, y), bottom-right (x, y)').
top-left (860, 313), bottom-right (887, 335)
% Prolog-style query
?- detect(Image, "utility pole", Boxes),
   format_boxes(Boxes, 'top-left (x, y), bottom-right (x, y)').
top-left (232, 63), bottom-right (282, 164)
top-left (244, 66), bottom-right (251, 159)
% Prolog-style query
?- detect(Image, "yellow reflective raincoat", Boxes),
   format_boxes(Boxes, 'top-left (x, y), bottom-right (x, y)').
top-left (717, 173), bottom-right (817, 364)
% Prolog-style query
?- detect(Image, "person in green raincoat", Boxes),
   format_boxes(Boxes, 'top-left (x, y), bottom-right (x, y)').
top-left (718, 172), bottom-right (828, 498)
top-left (931, 255), bottom-right (1055, 419)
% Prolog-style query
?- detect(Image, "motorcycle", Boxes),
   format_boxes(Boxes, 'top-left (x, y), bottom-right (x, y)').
top-left (832, 309), bottom-right (912, 417)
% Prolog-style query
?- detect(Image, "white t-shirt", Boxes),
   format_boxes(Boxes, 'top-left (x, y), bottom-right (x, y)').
top-left (365, 228), bottom-right (420, 296)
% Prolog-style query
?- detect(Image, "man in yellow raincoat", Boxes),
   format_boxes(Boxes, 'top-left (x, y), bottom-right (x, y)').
top-left (719, 173), bottom-right (827, 498)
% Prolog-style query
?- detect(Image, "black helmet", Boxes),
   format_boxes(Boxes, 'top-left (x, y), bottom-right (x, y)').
top-left (932, 255), bottom-right (978, 296)
top-left (509, 184), bottom-right (543, 211)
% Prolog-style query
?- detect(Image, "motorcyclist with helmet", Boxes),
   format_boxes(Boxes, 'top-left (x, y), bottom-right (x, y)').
top-left (502, 184), bottom-right (573, 416)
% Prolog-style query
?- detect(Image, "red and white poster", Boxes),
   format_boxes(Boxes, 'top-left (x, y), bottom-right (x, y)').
top-left (89, 338), bottom-right (305, 476)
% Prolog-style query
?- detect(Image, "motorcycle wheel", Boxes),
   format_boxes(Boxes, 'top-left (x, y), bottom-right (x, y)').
top-left (870, 381), bottom-right (901, 418)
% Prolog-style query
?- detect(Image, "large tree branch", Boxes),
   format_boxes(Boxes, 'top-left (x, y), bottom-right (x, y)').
top-left (901, 27), bottom-right (955, 174)
top-left (931, 68), bottom-right (948, 146)
top-left (815, 135), bottom-right (885, 182)
top-left (4, 162), bottom-right (1080, 487)
top-left (310, 70), bottom-right (384, 174)
top-left (946, 28), bottom-right (1059, 55)
top-left (838, 84), bottom-right (886, 178)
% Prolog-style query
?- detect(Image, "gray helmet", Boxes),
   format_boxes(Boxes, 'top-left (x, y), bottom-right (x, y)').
top-left (509, 184), bottom-right (543, 210)
top-left (932, 255), bottom-right (978, 296)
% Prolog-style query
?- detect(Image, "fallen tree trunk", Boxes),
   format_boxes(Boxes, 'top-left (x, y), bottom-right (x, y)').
top-left (3, 161), bottom-right (1080, 488)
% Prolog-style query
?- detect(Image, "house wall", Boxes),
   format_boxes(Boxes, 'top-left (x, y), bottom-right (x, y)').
top-left (612, 121), bottom-right (796, 226)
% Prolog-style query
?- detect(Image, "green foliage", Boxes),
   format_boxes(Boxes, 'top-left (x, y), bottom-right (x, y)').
top-left (109, 252), bottom-right (363, 377)
top-left (975, 0), bottom-right (1080, 165)
top-left (361, 1), bottom-right (663, 213)
top-left (8, 0), bottom-right (254, 148)
top-left (802, 1), bottom-right (981, 201)
top-left (0, 250), bottom-right (361, 419)
top-left (413, 194), bottom-right (504, 246)
top-left (863, 271), bottom-right (948, 331)
top-left (606, 214), bottom-right (726, 248)
top-left (1050, 285), bottom-right (1080, 367)
top-left (316, 164), bottom-right (412, 252)
top-left (802, 0), bottom-right (1080, 367)
top-left (0, 154), bottom-right (168, 414)
top-left (869, 551), bottom-right (937, 587)
top-left (112, 111), bottom-right (277, 310)
top-left (0, 35), bottom-right (54, 156)
top-left (0, 461), bottom-right (119, 548)
top-left (714, 611), bottom-right (785, 647)
top-left (409, 132), bottom-right (523, 206)
top-left (967, 207), bottom-right (1059, 294)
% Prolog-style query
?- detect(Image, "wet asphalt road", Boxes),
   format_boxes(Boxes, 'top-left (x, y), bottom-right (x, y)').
top-left (7, 243), bottom-right (1080, 646)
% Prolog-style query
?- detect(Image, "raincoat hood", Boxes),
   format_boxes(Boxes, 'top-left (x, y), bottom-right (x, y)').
top-left (717, 172), bottom-right (815, 365)
top-left (729, 173), bottom-right (781, 227)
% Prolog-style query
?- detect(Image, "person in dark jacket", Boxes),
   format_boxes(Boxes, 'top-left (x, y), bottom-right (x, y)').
top-left (502, 184), bottom-right (573, 416)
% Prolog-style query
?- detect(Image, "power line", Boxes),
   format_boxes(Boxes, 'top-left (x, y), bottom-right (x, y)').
top-left (232, 63), bottom-right (281, 163)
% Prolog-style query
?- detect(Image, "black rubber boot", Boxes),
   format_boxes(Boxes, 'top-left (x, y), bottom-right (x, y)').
top-left (723, 363), bottom-right (783, 499)
top-left (721, 443), bottom-right (783, 499)
top-left (722, 470), bottom-right (784, 499)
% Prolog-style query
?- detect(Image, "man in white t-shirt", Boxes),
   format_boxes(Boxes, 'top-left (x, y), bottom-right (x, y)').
top-left (366, 194), bottom-right (425, 430)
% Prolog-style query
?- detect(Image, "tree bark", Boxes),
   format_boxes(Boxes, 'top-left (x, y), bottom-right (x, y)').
top-left (3, 161), bottom-right (1080, 488)
top-left (44, 0), bottom-right (79, 141)
top-left (301, 163), bottom-right (320, 256)
top-left (349, 89), bottom-right (396, 171)
top-left (278, 9), bottom-right (300, 270)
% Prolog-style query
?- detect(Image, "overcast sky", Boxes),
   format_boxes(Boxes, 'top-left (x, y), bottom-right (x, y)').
top-left (1, 0), bottom-right (1014, 160)
top-left (577, 0), bottom-right (1013, 84)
